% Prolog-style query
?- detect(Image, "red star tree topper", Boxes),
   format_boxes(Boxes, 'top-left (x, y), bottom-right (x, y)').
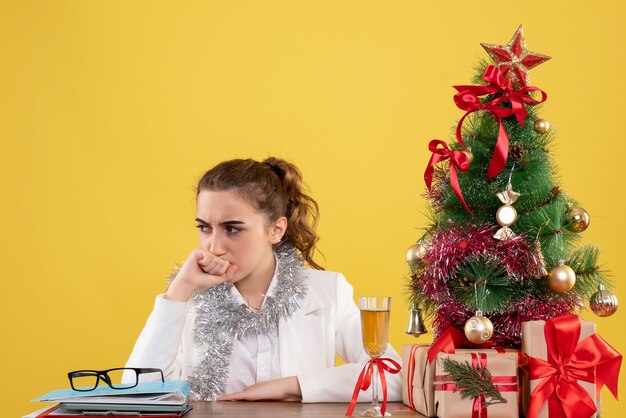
top-left (480, 25), bottom-right (551, 87)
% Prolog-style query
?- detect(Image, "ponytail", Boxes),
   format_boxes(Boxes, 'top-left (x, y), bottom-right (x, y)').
top-left (261, 157), bottom-right (321, 269)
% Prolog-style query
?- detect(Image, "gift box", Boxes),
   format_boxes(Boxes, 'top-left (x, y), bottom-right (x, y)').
top-left (402, 343), bottom-right (519, 417)
top-left (402, 344), bottom-right (437, 417)
top-left (521, 315), bottom-right (622, 418)
top-left (434, 351), bottom-right (518, 418)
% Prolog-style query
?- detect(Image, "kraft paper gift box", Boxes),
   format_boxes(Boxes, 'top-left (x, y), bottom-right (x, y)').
top-left (402, 344), bottom-right (437, 417)
top-left (402, 344), bottom-right (519, 417)
top-left (521, 316), bottom-right (602, 418)
top-left (434, 351), bottom-right (518, 418)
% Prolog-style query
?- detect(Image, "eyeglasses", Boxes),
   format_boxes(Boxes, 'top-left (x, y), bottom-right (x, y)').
top-left (68, 368), bottom-right (164, 391)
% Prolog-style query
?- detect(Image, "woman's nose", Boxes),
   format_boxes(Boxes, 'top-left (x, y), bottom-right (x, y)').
top-left (206, 233), bottom-right (226, 256)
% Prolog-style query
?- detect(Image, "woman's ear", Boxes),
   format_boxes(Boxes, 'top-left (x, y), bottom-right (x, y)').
top-left (270, 217), bottom-right (288, 244)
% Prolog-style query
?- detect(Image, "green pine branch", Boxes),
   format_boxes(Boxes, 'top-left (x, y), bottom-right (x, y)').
top-left (568, 244), bottom-right (611, 298)
top-left (453, 255), bottom-right (521, 312)
top-left (471, 59), bottom-right (490, 85)
top-left (441, 357), bottom-right (507, 408)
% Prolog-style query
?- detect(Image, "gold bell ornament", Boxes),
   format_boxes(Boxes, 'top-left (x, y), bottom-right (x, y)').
top-left (494, 183), bottom-right (521, 240)
top-left (405, 303), bottom-right (428, 337)
top-left (547, 260), bottom-right (576, 292)
top-left (589, 284), bottom-right (618, 317)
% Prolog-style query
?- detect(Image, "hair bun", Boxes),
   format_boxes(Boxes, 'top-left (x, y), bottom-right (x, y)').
top-left (263, 159), bottom-right (285, 180)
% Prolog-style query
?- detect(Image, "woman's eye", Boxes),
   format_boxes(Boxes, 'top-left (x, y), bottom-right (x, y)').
top-left (196, 225), bottom-right (210, 233)
top-left (226, 226), bottom-right (241, 234)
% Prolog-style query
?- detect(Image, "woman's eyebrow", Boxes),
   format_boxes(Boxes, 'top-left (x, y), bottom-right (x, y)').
top-left (195, 218), bottom-right (244, 226)
top-left (221, 220), bottom-right (245, 226)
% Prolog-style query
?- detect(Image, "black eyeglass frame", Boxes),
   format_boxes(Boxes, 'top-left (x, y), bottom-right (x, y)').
top-left (67, 367), bottom-right (164, 391)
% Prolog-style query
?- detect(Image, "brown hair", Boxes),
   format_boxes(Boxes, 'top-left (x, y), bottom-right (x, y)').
top-left (196, 157), bottom-right (323, 270)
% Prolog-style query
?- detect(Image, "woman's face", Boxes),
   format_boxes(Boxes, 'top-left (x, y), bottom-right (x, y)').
top-left (195, 189), bottom-right (285, 283)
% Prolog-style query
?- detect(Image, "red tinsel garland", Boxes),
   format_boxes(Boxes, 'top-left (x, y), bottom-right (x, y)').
top-left (411, 223), bottom-right (578, 347)
top-left (433, 296), bottom-right (578, 347)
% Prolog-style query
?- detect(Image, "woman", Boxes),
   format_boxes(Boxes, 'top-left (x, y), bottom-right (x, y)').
top-left (123, 157), bottom-right (402, 402)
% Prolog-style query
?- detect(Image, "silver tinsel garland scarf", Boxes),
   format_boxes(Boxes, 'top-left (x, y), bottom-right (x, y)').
top-left (168, 244), bottom-right (308, 400)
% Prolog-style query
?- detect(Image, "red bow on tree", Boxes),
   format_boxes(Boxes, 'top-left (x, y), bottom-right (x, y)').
top-left (526, 315), bottom-right (622, 418)
top-left (424, 139), bottom-right (473, 216)
top-left (453, 65), bottom-right (547, 179)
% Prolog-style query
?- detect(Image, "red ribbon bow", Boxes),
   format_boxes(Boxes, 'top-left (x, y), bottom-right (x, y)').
top-left (424, 139), bottom-right (473, 216)
top-left (427, 326), bottom-right (497, 363)
top-left (526, 314), bottom-right (622, 418)
top-left (345, 357), bottom-right (401, 417)
top-left (427, 326), bottom-right (470, 363)
top-left (453, 65), bottom-right (547, 179)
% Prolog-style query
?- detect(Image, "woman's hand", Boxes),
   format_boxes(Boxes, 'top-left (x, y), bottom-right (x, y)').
top-left (217, 376), bottom-right (302, 401)
top-left (165, 249), bottom-right (237, 302)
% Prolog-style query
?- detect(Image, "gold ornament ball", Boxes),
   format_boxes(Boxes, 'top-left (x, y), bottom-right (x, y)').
top-left (590, 284), bottom-right (618, 317)
top-left (496, 204), bottom-right (518, 227)
top-left (547, 261), bottom-right (576, 292)
top-left (464, 314), bottom-right (494, 344)
top-left (463, 150), bottom-right (474, 164)
top-left (406, 242), bottom-right (427, 263)
top-left (567, 207), bottom-right (590, 233)
top-left (406, 242), bottom-right (428, 275)
top-left (534, 118), bottom-right (551, 134)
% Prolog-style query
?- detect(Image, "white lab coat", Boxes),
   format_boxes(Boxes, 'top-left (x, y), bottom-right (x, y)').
top-left (124, 268), bottom-right (402, 403)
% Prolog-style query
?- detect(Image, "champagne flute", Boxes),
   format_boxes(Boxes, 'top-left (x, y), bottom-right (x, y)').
top-left (359, 296), bottom-right (391, 417)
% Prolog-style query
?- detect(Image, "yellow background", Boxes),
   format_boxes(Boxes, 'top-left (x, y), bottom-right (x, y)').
top-left (1, 1), bottom-right (624, 416)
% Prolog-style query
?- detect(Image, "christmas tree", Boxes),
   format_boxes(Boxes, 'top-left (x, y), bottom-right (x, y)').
top-left (407, 25), bottom-right (618, 348)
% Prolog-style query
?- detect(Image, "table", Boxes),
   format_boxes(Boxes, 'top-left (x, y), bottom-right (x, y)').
top-left (186, 401), bottom-right (424, 417)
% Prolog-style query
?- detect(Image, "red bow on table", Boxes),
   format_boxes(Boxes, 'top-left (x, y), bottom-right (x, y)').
top-left (424, 139), bottom-right (473, 216)
top-left (345, 357), bottom-right (401, 417)
top-left (453, 65), bottom-right (547, 179)
top-left (526, 314), bottom-right (622, 418)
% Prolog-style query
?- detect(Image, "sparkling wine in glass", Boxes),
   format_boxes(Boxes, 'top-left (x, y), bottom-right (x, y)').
top-left (359, 296), bottom-right (391, 417)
